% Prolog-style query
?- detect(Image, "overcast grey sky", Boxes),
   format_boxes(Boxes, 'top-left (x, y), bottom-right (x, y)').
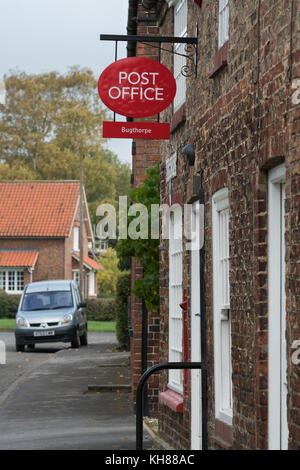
top-left (0, 0), bottom-right (132, 164)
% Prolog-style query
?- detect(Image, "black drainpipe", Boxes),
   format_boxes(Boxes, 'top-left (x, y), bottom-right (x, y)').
top-left (126, 0), bottom-right (138, 123)
top-left (127, 0), bottom-right (149, 415)
top-left (127, 0), bottom-right (138, 58)
top-left (141, 299), bottom-right (149, 416)
top-left (199, 170), bottom-right (208, 450)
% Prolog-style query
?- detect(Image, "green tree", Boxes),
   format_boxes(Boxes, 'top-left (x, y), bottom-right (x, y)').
top-left (102, 150), bottom-right (131, 204)
top-left (0, 68), bottom-right (131, 224)
top-left (116, 163), bottom-right (160, 312)
top-left (97, 247), bottom-right (121, 297)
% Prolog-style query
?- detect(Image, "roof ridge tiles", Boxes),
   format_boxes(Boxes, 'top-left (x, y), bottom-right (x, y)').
top-left (0, 180), bottom-right (80, 184)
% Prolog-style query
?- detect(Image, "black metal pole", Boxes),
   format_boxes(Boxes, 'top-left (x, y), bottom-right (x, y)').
top-left (113, 40), bottom-right (118, 123)
top-left (199, 172), bottom-right (208, 450)
top-left (136, 362), bottom-right (202, 450)
top-left (141, 299), bottom-right (149, 417)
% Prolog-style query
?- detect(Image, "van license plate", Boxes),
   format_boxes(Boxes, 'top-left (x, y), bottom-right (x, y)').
top-left (33, 331), bottom-right (55, 337)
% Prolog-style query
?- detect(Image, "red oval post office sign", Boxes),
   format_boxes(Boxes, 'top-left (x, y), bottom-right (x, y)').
top-left (98, 57), bottom-right (176, 118)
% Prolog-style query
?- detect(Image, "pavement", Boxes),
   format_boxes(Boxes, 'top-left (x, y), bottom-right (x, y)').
top-left (0, 331), bottom-right (153, 450)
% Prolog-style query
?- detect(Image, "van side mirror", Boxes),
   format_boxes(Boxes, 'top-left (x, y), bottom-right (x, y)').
top-left (78, 302), bottom-right (87, 309)
top-left (9, 306), bottom-right (18, 314)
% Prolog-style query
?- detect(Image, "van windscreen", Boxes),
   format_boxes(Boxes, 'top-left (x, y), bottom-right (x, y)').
top-left (22, 291), bottom-right (73, 311)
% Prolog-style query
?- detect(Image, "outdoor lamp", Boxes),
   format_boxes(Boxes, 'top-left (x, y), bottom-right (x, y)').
top-left (142, 0), bottom-right (156, 9)
top-left (182, 144), bottom-right (195, 166)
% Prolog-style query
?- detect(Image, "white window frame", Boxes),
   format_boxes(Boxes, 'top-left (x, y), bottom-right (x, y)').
top-left (218, 0), bottom-right (229, 48)
top-left (73, 226), bottom-right (79, 251)
top-left (168, 207), bottom-right (183, 394)
top-left (0, 269), bottom-right (24, 294)
top-left (173, 0), bottom-right (187, 113)
top-left (268, 164), bottom-right (288, 450)
top-left (212, 188), bottom-right (233, 425)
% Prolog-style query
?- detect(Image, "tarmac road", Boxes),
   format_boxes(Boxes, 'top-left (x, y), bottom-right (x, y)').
top-left (0, 332), bottom-right (151, 450)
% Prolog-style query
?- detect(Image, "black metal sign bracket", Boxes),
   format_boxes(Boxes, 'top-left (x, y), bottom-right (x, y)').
top-left (100, 23), bottom-right (198, 78)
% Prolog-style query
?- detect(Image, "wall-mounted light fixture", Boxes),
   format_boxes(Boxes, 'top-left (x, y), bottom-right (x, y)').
top-left (141, 0), bottom-right (156, 9)
top-left (182, 144), bottom-right (195, 166)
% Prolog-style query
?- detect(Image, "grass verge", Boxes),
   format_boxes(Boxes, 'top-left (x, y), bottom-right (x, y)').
top-left (0, 318), bottom-right (14, 330)
top-left (88, 321), bottom-right (116, 333)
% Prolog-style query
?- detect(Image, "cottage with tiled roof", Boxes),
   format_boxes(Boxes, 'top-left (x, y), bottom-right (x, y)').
top-left (0, 181), bottom-right (103, 298)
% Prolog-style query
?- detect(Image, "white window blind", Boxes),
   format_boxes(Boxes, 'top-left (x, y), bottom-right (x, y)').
top-left (173, 0), bottom-right (187, 113)
top-left (218, 0), bottom-right (229, 48)
top-left (168, 209), bottom-right (183, 393)
top-left (212, 188), bottom-right (232, 425)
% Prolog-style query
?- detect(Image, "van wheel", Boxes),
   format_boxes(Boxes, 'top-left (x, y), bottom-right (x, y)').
top-left (28, 344), bottom-right (35, 350)
top-left (71, 329), bottom-right (80, 349)
top-left (16, 341), bottom-right (25, 352)
top-left (80, 329), bottom-right (88, 346)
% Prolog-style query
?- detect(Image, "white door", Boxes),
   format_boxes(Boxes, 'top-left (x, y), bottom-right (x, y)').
top-left (268, 164), bottom-right (288, 450)
top-left (190, 201), bottom-right (202, 450)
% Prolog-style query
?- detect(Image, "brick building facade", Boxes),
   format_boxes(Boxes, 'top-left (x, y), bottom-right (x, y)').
top-left (127, 0), bottom-right (300, 450)
top-left (0, 181), bottom-right (103, 298)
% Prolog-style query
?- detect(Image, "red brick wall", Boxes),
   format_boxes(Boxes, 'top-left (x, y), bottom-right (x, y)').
top-left (156, 0), bottom-right (300, 450)
top-left (0, 215), bottom-right (92, 293)
top-left (0, 238), bottom-right (65, 282)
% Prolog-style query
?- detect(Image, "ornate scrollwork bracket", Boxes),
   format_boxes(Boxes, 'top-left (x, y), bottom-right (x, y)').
top-left (180, 38), bottom-right (198, 78)
top-left (100, 22), bottom-right (199, 78)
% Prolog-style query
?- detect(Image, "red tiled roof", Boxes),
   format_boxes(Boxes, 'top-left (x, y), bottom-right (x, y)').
top-left (72, 252), bottom-right (104, 271)
top-left (0, 250), bottom-right (39, 267)
top-left (0, 181), bottom-right (80, 237)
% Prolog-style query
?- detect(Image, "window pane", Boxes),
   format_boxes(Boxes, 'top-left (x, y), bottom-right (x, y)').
top-left (0, 272), bottom-right (5, 290)
top-left (219, 0), bottom-right (229, 48)
top-left (213, 188), bottom-right (232, 423)
top-left (8, 271), bottom-right (15, 291)
top-left (16, 271), bottom-right (24, 291)
top-left (73, 226), bottom-right (79, 251)
top-left (174, 0), bottom-right (187, 112)
top-left (219, 208), bottom-right (229, 308)
top-left (169, 210), bottom-right (183, 392)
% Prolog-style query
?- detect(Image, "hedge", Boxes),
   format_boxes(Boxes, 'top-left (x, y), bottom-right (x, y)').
top-left (0, 289), bottom-right (115, 322)
top-left (115, 272), bottom-right (131, 351)
top-left (85, 297), bottom-right (116, 322)
top-left (0, 290), bottom-right (21, 319)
